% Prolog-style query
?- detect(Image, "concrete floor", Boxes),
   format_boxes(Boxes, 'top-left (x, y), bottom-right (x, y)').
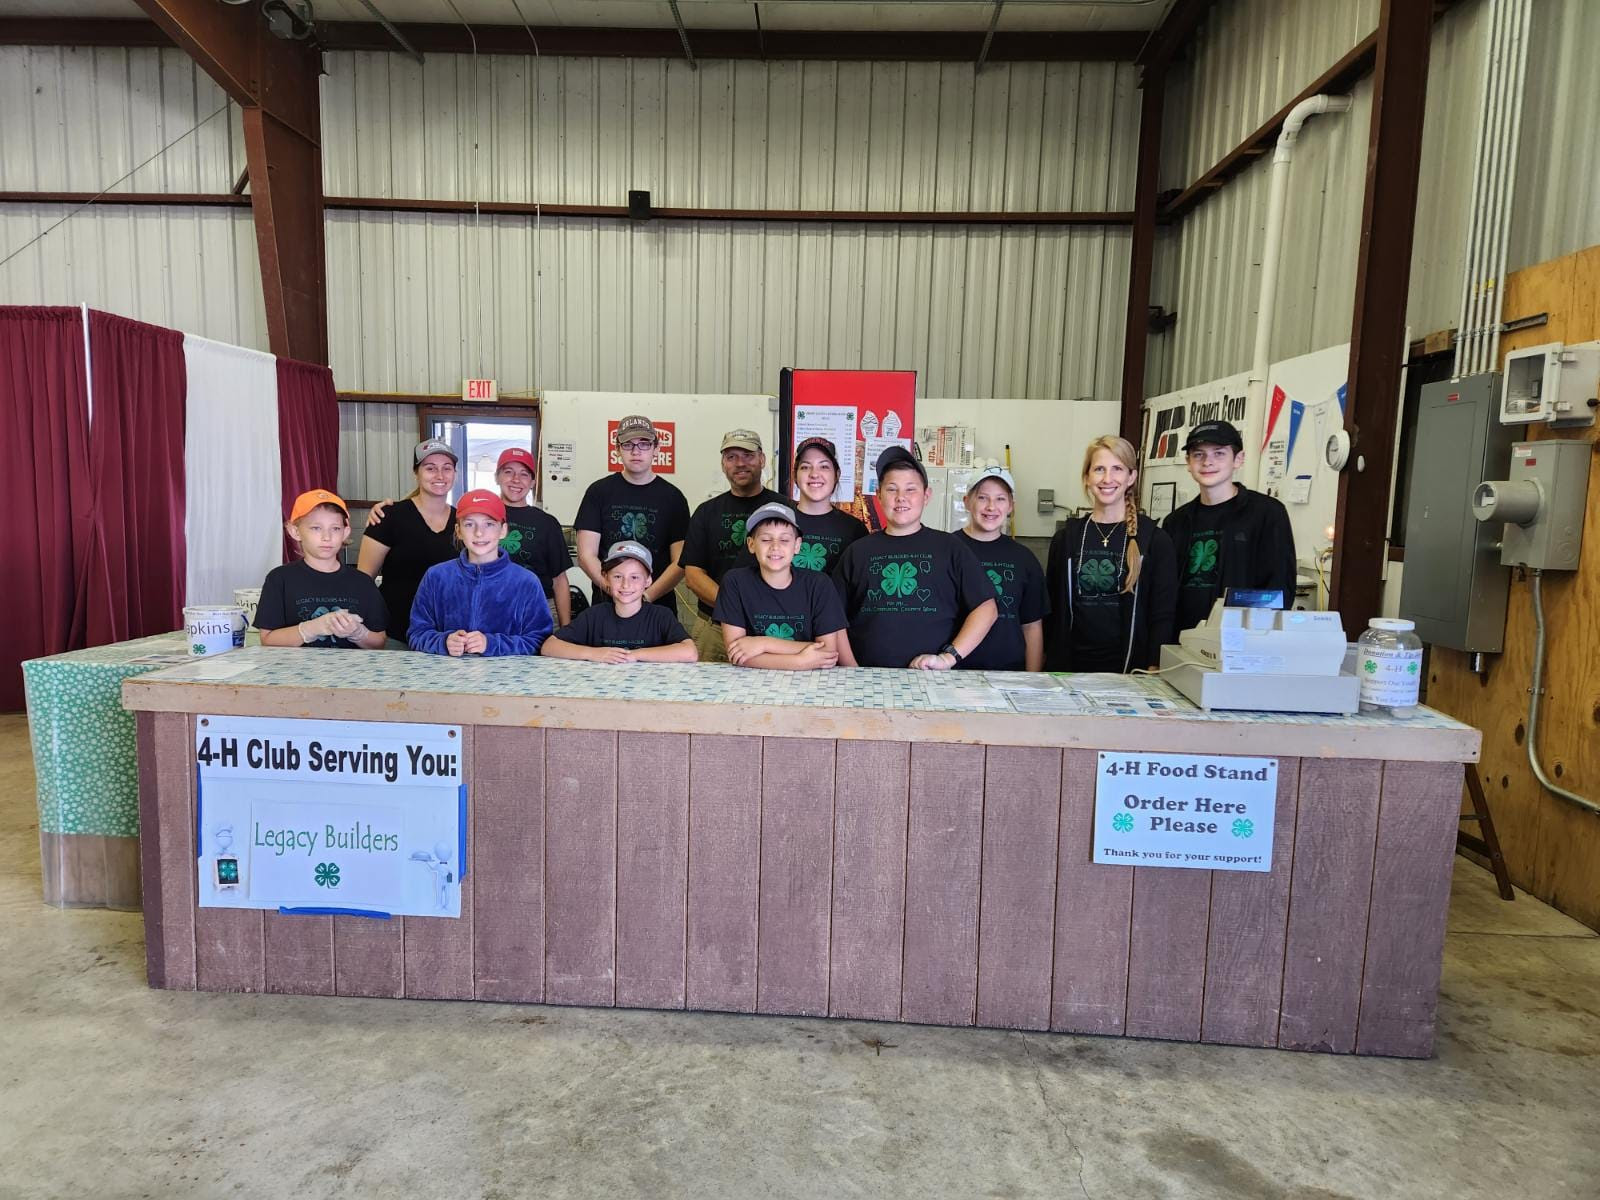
top-left (2, 714), bottom-right (1597, 1200)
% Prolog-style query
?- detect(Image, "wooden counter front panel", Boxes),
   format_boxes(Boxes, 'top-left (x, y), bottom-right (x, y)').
top-left (137, 723), bottom-right (1467, 1056)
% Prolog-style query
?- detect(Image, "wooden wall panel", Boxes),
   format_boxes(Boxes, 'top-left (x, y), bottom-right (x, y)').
top-left (60, 836), bottom-right (107, 908)
top-left (141, 712), bottom-right (196, 989)
top-left (333, 917), bottom-right (404, 998)
top-left (404, 726), bottom-right (475, 1000)
top-left (616, 732), bottom-right (689, 1010)
top-left (686, 734), bottom-right (761, 1012)
top-left (1124, 866), bottom-right (1211, 1041)
top-left (1201, 760), bottom-right (1300, 1047)
top-left (104, 835), bottom-right (142, 909)
top-left (264, 913), bottom-right (333, 995)
top-left (1356, 761), bottom-right (1464, 1056)
top-left (828, 741), bottom-right (910, 1021)
top-left (901, 742), bottom-right (985, 1026)
top-left (472, 726), bottom-right (545, 1004)
top-left (1428, 243), bottom-right (1600, 932)
top-left (976, 746), bottom-right (1061, 1031)
top-left (756, 737), bottom-right (836, 1017)
top-left (1052, 748), bottom-right (1133, 1035)
top-left (544, 728), bottom-right (617, 1006)
top-left (195, 908), bottom-right (264, 993)
top-left (1277, 758), bottom-right (1382, 1052)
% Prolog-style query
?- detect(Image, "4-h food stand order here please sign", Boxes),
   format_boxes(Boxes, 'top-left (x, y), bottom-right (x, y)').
top-left (195, 716), bottom-right (465, 919)
top-left (1094, 751), bottom-right (1277, 872)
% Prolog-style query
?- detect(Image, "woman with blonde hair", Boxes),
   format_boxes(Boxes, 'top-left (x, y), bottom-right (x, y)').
top-left (1043, 435), bottom-right (1177, 673)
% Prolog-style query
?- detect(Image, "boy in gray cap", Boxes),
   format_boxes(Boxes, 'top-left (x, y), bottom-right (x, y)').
top-left (713, 502), bottom-right (851, 670)
top-left (541, 540), bottom-right (696, 662)
top-left (680, 428), bottom-right (783, 662)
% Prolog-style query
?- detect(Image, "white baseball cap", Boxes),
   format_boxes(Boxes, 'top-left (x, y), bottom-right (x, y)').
top-left (965, 465), bottom-right (1016, 494)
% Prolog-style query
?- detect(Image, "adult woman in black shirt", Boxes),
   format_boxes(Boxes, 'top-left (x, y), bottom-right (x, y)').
top-left (1044, 435), bottom-right (1177, 673)
top-left (357, 439), bottom-right (459, 646)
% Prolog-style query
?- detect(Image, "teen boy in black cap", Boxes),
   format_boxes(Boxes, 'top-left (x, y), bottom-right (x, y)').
top-left (833, 445), bottom-right (997, 669)
top-left (681, 428), bottom-right (783, 662)
top-left (1162, 419), bottom-right (1298, 632)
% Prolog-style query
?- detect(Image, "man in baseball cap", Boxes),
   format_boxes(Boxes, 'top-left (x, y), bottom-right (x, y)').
top-left (680, 428), bottom-right (783, 661)
top-left (255, 488), bottom-right (388, 651)
top-left (574, 415), bottom-right (691, 620)
top-left (541, 538), bottom-right (696, 664)
top-left (1163, 418), bottom-right (1297, 631)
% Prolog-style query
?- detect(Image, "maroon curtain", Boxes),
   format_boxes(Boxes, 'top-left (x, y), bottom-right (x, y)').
top-left (75, 311), bottom-right (187, 648)
top-left (0, 307), bottom-right (92, 711)
top-left (275, 357), bottom-right (341, 561)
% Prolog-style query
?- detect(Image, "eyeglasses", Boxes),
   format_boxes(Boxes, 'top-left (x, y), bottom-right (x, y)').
top-left (619, 440), bottom-right (657, 453)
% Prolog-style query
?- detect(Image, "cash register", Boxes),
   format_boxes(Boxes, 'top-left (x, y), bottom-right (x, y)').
top-left (1159, 589), bottom-right (1361, 714)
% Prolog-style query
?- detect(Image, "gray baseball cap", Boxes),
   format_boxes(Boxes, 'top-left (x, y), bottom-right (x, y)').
top-left (745, 501), bottom-right (799, 534)
top-left (614, 415), bottom-right (657, 444)
top-left (414, 438), bottom-right (458, 466)
top-left (602, 540), bottom-right (654, 573)
top-left (965, 465), bottom-right (1015, 494)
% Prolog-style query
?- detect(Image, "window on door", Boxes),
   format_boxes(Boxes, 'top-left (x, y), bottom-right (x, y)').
top-left (421, 409), bottom-right (539, 504)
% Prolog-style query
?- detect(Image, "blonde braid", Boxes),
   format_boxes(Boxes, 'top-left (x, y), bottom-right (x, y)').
top-left (1121, 486), bottom-right (1143, 593)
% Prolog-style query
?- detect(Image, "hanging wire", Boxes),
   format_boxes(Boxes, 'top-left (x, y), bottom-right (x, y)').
top-left (0, 99), bottom-right (234, 272)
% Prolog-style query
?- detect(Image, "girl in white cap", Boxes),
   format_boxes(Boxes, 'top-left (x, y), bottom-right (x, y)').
top-left (954, 467), bottom-right (1048, 671)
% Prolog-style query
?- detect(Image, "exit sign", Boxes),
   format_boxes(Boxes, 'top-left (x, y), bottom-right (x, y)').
top-left (463, 378), bottom-right (498, 403)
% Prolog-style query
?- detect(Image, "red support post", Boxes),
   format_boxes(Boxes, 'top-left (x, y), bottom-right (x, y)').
top-left (1120, 67), bottom-right (1165, 444)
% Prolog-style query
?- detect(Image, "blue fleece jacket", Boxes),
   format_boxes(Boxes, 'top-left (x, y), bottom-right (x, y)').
top-left (408, 551), bottom-right (552, 656)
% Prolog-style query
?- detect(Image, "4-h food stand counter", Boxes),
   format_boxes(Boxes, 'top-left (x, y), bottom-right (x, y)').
top-left (122, 648), bottom-right (1479, 1057)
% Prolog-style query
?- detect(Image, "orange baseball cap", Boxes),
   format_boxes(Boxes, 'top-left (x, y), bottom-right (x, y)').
top-left (456, 489), bottom-right (507, 523)
top-left (288, 489), bottom-right (349, 523)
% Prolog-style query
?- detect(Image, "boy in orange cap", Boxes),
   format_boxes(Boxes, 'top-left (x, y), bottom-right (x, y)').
top-left (256, 489), bottom-right (388, 649)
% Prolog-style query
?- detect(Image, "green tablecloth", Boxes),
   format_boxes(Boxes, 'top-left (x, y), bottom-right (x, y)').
top-left (23, 633), bottom-right (248, 837)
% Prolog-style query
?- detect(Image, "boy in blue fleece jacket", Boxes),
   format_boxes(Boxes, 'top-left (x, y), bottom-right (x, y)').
top-left (408, 489), bottom-right (552, 657)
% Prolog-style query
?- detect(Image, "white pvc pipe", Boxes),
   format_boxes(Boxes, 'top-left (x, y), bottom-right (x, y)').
top-left (1454, 0), bottom-right (1500, 377)
top-left (1474, 0), bottom-right (1514, 374)
top-left (1485, 0), bottom-right (1532, 374)
top-left (1244, 94), bottom-right (1353, 467)
top-left (1462, 0), bottom-right (1509, 376)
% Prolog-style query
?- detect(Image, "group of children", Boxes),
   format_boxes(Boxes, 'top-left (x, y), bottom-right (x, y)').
top-left (256, 414), bottom-right (1294, 675)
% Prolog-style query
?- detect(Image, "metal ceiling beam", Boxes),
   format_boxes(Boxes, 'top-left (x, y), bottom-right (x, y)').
top-left (1119, 65), bottom-right (1165, 443)
top-left (130, 0), bottom-right (326, 364)
top-left (1330, 0), bottom-right (1433, 634)
top-left (666, 0), bottom-right (697, 69)
top-left (0, 18), bottom-right (1147, 60)
top-left (1136, 0), bottom-right (1213, 74)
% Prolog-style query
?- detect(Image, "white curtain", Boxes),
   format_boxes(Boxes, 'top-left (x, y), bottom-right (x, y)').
top-left (183, 334), bottom-right (282, 605)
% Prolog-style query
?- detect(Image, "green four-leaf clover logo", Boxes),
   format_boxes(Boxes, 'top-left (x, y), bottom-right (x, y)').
top-left (880, 561), bottom-right (919, 597)
top-left (499, 527), bottom-right (524, 555)
top-left (619, 511), bottom-right (648, 540)
top-left (1188, 537), bottom-right (1219, 575)
top-left (764, 622), bottom-right (796, 640)
top-left (1112, 812), bottom-right (1134, 832)
top-left (1231, 819), bottom-right (1254, 839)
top-left (1407, 661), bottom-right (1419, 675)
top-left (793, 542), bottom-right (827, 570)
top-left (1079, 558), bottom-right (1118, 595)
top-left (192, 643), bottom-right (207, 655)
top-left (1362, 659), bottom-right (1378, 674)
top-left (314, 861), bottom-right (341, 887)
top-left (986, 568), bottom-right (1005, 596)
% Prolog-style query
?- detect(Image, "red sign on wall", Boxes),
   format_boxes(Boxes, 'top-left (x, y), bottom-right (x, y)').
top-left (607, 420), bottom-right (676, 473)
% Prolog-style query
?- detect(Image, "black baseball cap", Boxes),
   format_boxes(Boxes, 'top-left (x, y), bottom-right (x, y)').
top-left (1183, 420), bottom-right (1244, 452)
top-left (875, 443), bottom-right (927, 486)
top-left (794, 436), bottom-right (840, 473)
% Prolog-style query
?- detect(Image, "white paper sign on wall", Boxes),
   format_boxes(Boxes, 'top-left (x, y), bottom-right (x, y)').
top-left (195, 716), bottom-right (465, 918)
top-left (1093, 751), bottom-right (1277, 872)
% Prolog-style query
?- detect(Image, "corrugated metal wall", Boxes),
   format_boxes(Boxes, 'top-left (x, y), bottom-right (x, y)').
top-left (1148, 0), bottom-right (1600, 396)
top-left (318, 52), bottom-right (1140, 400)
top-left (0, 46), bottom-right (268, 349)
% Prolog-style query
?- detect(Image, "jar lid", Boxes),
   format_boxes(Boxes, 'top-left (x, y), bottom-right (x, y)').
top-left (1369, 618), bottom-right (1416, 632)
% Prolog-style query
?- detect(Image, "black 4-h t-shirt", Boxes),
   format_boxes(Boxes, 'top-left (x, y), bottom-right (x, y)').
top-left (574, 473), bottom-right (691, 614)
top-left (550, 602), bottom-right (690, 651)
top-left (1173, 492), bottom-right (1237, 632)
top-left (712, 566), bottom-right (848, 643)
top-left (681, 488), bottom-right (785, 616)
top-left (832, 526), bottom-right (995, 668)
top-left (1070, 521), bottom-right (1129, 673)
top-left (952, 530), bottom-right (1048, 671)
top-left (358, 498), bottom-right (455, 643)
top-left (502, 503), bottom-right (572, 598)
top-left (794, 506), bottom-right (868, 576)
top-left (254, 560), bottom-right (388, 648)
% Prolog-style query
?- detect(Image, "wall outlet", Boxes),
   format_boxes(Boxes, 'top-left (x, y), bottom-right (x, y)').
top-left (1037, 488), bottom-right (1055, 516)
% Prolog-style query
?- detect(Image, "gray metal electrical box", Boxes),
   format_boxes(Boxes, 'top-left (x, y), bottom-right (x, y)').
top-left (1473, 439), bottom-right (1592, 570)
top-left (1399, 374), bottom-right (1516, 652)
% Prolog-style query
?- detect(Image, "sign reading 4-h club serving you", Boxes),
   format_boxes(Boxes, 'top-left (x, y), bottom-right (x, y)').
top-left (195, 716), bottom-right (465, 918)
top-left (1093, 751), bottom-right (1277, 873)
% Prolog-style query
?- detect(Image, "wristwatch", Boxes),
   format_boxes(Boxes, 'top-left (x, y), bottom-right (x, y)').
top-left (939, 642), bottom-right (963, 664)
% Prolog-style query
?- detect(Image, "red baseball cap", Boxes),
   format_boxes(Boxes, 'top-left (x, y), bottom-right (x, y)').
top-left (497, 447), bottom-right (536, 475)
top-left (456, 489), bottom-right (507, 523)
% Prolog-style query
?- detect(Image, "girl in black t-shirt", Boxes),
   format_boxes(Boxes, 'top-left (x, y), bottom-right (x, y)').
top-left (791, 436), bottom-right (868, 576)
top-left (1043, 436), bottom-right (1177, 674)
top-left (357, 439), bottom-right (459, 646)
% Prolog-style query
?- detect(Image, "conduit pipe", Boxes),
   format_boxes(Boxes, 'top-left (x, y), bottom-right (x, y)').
top-left (1244, 94), bottom-right (1353, 466)
top-left (1528, 572), bottom-right (1600, 817)
top-left (1483, 0), bottom-right (1531, 374)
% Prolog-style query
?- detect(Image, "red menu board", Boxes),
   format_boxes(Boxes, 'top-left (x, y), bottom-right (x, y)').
top-left (779, 369), bottom-right (917, 530)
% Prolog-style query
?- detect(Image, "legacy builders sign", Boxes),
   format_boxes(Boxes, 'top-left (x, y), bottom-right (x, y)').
top-left (195, 716), bottom-right (465, 918)
top-left (1093, 751), bottom-right (1277, 872)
